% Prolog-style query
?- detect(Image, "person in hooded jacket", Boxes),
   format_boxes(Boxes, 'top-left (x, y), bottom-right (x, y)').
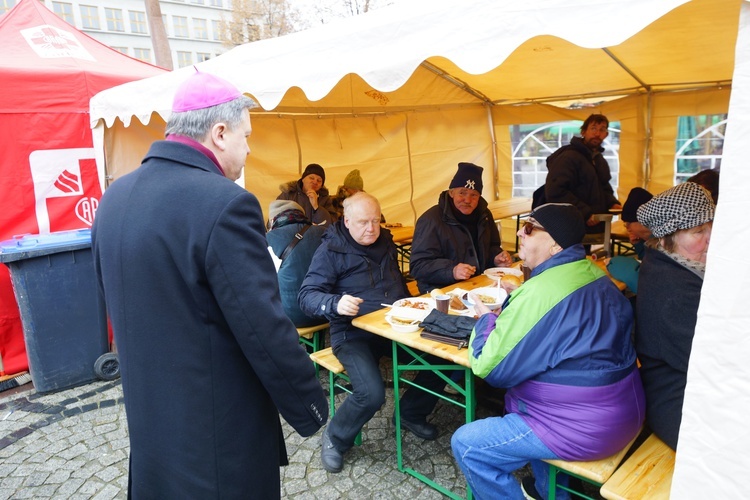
top-left (543, 114), bottom-right (622, 234)
top-left (409, 162), bottom-right (512, 295)
top-left (299, 192), bottom-right (445, 474)
top-left (266, 200), bottom-right (327, 327)
top-left (277, 163), bottom-right (337, 225)
top-left (451, 203), bottom-right (644, 500)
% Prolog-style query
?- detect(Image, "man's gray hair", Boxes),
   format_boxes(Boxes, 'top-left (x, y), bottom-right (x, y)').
top-left (342, 191), bottom-right (380, 218)
top-left (165, 95), bottom-right (256, 141)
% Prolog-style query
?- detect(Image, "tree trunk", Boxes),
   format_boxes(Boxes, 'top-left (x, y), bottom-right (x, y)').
top-left (144, 0), bottom-right (173, 70)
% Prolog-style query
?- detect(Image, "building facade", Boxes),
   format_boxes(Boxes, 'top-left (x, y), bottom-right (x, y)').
top-left (1, 0), bottom-right (232, 68)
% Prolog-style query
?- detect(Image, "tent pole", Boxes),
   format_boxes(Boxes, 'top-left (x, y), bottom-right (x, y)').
top-left (643, 90), bottom-right (653, 189)
top-left (485, 103), bottom-right (500, 201)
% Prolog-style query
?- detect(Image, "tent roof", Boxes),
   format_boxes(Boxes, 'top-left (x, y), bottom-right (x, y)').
top-left (0, 0), bottom-right (165, 114)
top-left (91, 0), bottom-right (740, 128)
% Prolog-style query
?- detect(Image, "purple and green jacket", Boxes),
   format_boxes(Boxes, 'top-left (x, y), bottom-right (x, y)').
top-left (469, 245), bottom-right (645, 460)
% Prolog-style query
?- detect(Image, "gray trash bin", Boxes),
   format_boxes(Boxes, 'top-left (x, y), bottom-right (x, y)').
top-left (0, 229), bottom-right (111, 393)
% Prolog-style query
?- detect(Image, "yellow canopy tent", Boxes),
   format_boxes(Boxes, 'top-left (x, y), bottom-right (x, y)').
top-left (90, 0), bottom-right (739, 230)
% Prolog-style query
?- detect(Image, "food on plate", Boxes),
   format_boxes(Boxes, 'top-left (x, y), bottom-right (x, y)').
top-left (396, 299), bottom-right (431, 310)
top-left (390, 316), bottom-right (418, 325)
top-left (500, 274), bottom-right (522, 288)
top-left (450, 295), bottom-right (467, 310)
top-left (486, 269), bottom-right (507, 278)
top-left (464, 292), bottom-right (498, 305)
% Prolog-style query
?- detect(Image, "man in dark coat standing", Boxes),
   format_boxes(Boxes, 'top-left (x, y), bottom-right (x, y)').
top-left (543, 114), bottom-right (622, 234)
top-left (92, 71), bottom-right (327, 498)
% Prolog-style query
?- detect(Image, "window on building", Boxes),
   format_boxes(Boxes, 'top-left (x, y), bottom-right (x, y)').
top-left (161, 14), bottom-right (169, 36)
top-left (674, 114), bottom-right (726, 184)
top-left (190, 0), bottom-right (205, 4)
top-left (196, 52), bottom-right (211, 62)
top-left (111, 47), bottom-right (128, 55)
top-left (210, 0), bottom-right (223, 7)
top-left (129, 10), bottom-right (147, 34)
top-left (105, 7), bottom-right (124, 32)
top-left (79, 5), bottom-right (100, 29)
top-left (510, 121), bottom-right (621, 198)
top-left (193, 18), bottom-right (208, 40)
top-left (133, 48), bottom-right (152, 63)
top-left (52, 2), bottom-right (74, 25)
top-left (177, 51), bottom-right (193, 68)
top-left (212, 19), bottom-right (221, 40)
top-left (173, 16), bottom-right (189, 38)
top-left (1, 0), bottom-right (17, 15)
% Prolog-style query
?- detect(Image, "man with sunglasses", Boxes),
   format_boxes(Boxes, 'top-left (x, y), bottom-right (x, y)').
top-left (542, 114), bottom-right (622, 234)
top-left (410, 162), bottom-right (513, 294)
top-left (451, 203), bottom-right (644, 500)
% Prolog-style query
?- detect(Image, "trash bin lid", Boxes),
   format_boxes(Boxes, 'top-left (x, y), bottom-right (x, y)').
top-left (0, 229), bottom-right (92, 263)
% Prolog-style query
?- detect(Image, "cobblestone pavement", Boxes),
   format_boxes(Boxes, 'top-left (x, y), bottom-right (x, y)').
top-left (0, 370), bottom-right (511, 499)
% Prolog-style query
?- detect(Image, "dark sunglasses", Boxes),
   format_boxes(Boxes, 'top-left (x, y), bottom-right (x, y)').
top-left (523, 221), bottom-right (547, 236)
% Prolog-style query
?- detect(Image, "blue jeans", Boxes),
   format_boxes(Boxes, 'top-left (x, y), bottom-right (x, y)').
top-left (451, 413), bottom-right (569, 500)
top-left (329, 336), bottom-right (443, 452)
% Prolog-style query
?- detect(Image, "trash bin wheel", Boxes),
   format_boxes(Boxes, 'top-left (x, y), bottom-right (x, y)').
top-left (94, 352), bottom-right (120, 381)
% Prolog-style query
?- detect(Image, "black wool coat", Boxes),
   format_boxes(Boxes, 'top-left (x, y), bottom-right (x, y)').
top-left (92, 140), bottom-right (327, 498)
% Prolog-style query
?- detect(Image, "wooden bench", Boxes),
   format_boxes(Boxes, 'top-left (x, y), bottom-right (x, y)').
top-left (309, 347), bottom-right (361, 445)
top-left (297, 323), bottom-right (328, 354)
top-left (600, 433), bottom-right (675, 500)
top-left (544, 428), bottom-right (642, 500)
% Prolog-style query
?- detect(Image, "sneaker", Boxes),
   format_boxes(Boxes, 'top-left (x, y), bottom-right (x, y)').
top-left (521, 476), bottom-right (543, 500)
top-left (320, 427), bottom-right (344, 473)
top-left (392, 414), bottom-right (438, 440)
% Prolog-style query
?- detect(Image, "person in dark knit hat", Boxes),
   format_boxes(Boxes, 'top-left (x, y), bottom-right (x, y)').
top-left (277, 163), bottom-right (337, 225)
top-left (604, 187), bottom-right (654, 294)
top-left (634, 181), bottom-right (715, 452)
top-left (453, 201), bottom-right (643, 500)
top-left (410, 162), bottom-right (512, 294)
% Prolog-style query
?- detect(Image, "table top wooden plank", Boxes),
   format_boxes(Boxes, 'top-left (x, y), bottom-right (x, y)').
top-left (487, 198), bottom-right (532, 220)
top-left (383, 224), bottom-right (415, 245)
top-left (352, 275), bottom-right (494, 367)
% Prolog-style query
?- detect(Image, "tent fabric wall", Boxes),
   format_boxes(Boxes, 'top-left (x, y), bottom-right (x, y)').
top-left (672, 1), bottom-right (750, 497)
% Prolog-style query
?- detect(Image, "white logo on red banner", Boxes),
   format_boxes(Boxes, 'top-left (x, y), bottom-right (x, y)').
top-left (21, 24), bottom-right (95, 61)
top-left (29, 148), bottom-right (97, 233)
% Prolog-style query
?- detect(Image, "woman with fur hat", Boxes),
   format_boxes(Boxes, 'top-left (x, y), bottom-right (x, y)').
top-left (635, 181), bottom-right (715, 450)
top-left (277, 163), bottom-right (337, 225)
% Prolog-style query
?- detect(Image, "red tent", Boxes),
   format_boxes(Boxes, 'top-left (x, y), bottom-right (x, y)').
top-left (0, 0), bottom-right (166, 375)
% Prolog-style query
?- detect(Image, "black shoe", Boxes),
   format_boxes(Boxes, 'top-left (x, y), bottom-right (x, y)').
top-left (393, 414), bottom-right (438, 440)
top-left (320, 427), bottom-right (343, 473)
top-left (521, 476), bottom-right (543, 500)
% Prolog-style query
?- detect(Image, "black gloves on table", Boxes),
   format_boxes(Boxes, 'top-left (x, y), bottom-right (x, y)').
top-left (419, 310), bottom-right (477, 340)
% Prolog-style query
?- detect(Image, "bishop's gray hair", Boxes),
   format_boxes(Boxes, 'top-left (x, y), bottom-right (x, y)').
top-left (165, 95), bottom-right (256, 141)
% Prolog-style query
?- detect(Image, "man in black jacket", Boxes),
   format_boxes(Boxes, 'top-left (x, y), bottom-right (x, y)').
top-left (543, 114), bottom-right (622, 234)
top-left (299, 192), bottom-right (444, 473)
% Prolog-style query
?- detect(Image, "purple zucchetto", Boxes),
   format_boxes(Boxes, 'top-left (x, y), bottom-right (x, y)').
top-left (172, 69), bottom-right (242, 113)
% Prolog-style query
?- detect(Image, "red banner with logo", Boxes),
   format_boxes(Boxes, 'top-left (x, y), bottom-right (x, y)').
top-left (0, 112), bottom-right (102, 375)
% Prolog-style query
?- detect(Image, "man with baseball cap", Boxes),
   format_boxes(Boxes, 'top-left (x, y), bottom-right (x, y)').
top-left (410, 162), bottom-right (512, 294)
top-left (92, 70), bottom-right (327, 497)
top-left (452, 203), bottom-right (644, 499)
